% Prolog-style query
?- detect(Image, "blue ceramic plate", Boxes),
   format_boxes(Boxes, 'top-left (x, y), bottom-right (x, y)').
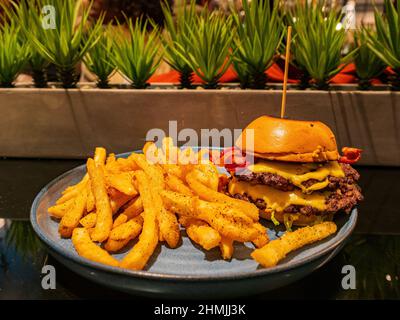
top-left (31, 152), bottom-right (357, 298)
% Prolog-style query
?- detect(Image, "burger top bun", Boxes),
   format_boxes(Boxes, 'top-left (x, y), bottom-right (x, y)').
top-left (236, 115), bottom-right (339, 162)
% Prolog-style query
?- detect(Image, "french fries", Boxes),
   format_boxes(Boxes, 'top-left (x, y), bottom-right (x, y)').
top-left (120, 171), bottom-right (159, 270)
top-left (185, 171), bottom-right (259, 221)
top-left (58, 188), bottom-right (87, 238)
top-left (105, 215), bottom-right (144, 252)
top-left (50, 141), bottom-right (341, 271)
top-left (72, 228), bottom-right (119, 267)
top-left (251, 222), bottom-right (337, 268)
top-left (87, 158), bottom-right (113, 243)
top-left (79, 212), bottom-right (97, 229)
top-left (220, 237), bottom-right (234, 260)
top-left (180, 216), bottom-right (221, 251)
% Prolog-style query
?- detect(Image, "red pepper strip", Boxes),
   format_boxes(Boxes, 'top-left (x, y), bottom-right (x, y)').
top-left (339, 147), bottom-right (362, 164)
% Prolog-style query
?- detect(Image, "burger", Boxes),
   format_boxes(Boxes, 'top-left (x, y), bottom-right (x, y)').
top-left (226, 116), bottom-right (363, 228)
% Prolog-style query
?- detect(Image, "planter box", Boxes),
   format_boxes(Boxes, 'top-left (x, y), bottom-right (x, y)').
top-left (1, 88), bottom-right (399, 166)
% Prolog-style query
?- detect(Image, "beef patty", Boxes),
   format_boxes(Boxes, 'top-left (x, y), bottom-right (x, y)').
top-left (233, 183), bottom-right (363, 216)
top-left (234, 163), bottom-right (360, 192)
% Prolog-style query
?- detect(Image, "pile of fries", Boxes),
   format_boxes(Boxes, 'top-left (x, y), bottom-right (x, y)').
top-left (48, 138), bottom-right (337, 270)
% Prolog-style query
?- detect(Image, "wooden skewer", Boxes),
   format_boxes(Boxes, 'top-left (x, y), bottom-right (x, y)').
top-left (280, 26), bottom-right (292, 119)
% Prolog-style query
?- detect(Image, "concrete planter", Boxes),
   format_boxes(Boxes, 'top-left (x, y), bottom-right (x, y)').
top-left (1, 87), bottom-right (399, 166)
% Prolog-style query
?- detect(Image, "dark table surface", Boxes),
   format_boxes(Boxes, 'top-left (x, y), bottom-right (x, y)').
top-left (0, 158), bottom-right (399, 300)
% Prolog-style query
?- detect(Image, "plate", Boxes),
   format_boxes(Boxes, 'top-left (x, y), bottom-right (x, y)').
top-left (30, 152), bottom-right (357, 298)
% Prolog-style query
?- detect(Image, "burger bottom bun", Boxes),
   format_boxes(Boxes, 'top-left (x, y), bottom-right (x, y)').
top-left (260, 210), bottom-right (333, 227)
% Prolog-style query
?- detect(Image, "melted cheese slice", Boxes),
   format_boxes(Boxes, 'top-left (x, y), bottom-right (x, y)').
top-left (229, 179), bottom-right (328, 212)
top-left (247, 160), bottom-right (344, 193)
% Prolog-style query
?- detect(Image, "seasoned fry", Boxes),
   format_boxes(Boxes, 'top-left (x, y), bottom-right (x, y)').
top-left (62, 175), bottom-right (88, 195)
top-left (94, 147), bottom-right (107, 165)
top-left (165, 173), bottom-right (193, 196)
top-left (86, 180), bottom-right (95, 213)
top-left (252, 223), bottom-right (270, 248)
top-left (220, 237), bottom-right (234, 260)
top-left (251, 222), bottom-right (337, 268)
top-left (48, 197), bottom-right (75, 219)
top-left (108, 187), bottom-right (133, 214)
top-left (180, 217), bottom-right (221, 250)
top-left (87, 158), bottom-right (113, 243)
top-left (72, 228), bottom-right (119, 267)
top-left (109, 215), bottom-right (144, 241)
top-left (185, 171), bottom-right (259, 221)
top-left (161, 190), bottom-right (257, 242)
top-left (113, 214), bottom-right (128, 229)
top-left (160, 163), bottom-right (185, 180)
top-left (59, 188), bottom-right (87, 238)
top-left (120, 171), bottom-right (159, 270)
top-left (191, 164), bottom-right (219, 191)
top-left (79, 212), bottom-right (97, 229)
top-left (106, 171), bottom-right (137, 196)
top-left (56, 182), bottom-right (85, 205)
top-left (120, 196), bottom-right (143, 219)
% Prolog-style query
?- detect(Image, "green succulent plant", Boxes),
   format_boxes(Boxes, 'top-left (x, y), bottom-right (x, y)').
top-left (161, 0), bottom-right (197, 89)
top-left (84, 25), bottom-right (116, 88)
top-left (367, 0), bottom-right (400, 90)
top-left (7, 0), bottom-right (49, 88)
top-left (354, 28), bottom-right (386, 90)
top-left (111, 17), bottom-right (162, 89)
top-left (232, 0), bottom-right (283, 89)
top-left (173, 9), bottom-right (235, 89)
top-left (0, 16), bottom-right (29, 88)
top-left (288, 0), bottom-right (357, 90)
top-left (23, 0), bottom-right (104, 88)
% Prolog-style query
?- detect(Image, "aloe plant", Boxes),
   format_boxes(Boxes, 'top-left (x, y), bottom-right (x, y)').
top-left (161, 0), bottom-right (196, 89)
top-left (111, 18), bottom-right (161, 89)
top-left (367, 0), bottom-right (400, 90)
top-left (23, 0), bottom-right (104, 88)
top-left (84, 26), bottom-right (115, 88)
top-left (0, 18), bottom-right (29, 87)
top-left (354, 29), bottom-right (386, 90)
top-left (232, 0), bottom-right (283, 89)
top-left (5, 0), bottom-right (50, 88)
top-left (288, 1), bottom-right (356, 90)
top-left (173, 10), bottom-right (235, 89)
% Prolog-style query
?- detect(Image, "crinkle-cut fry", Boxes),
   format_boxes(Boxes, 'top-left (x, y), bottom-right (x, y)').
top-left (109, 215), bottom-right (144, 241)
top-left (252, 222), bottom-right (270, 248)
top-left (108, 187), bottom-right (134, 214)
top-left (251, 222), bottom-right (337, 268)
top-left (180, 217), bottom-right (221, 251)
top-left (113, 214), bottom-right (128, 229)
top-left (120, 171), bottom-right (159, 270)
top-left (220, 237), bottom-right (234, 260)
top-left (87, 158), bottom-right (113, 243)
top-left (79, 212), bottom-right (97, 229)
top-left (59, 188), bottom-right (87, 238)
top-left (185, 171), bottom-right (259, 221)
top-left (161, 191), bottom-right (257, 242)
top-left (106, 171), bottom-right (137, 196)
top-left (165, 173), bottom-right (193, 196)
top-left (48, 197), bottom-right (75, 219)
top-left (86, 180), bottom-right (95, 212)
top-left (120, 196), bottom-right (143, 219)
top-left (72, 228), bottom-right (119, 267)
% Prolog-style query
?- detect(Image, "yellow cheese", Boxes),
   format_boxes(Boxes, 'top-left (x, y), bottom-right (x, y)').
top-left (228, 179), bottom-right (328, 213)
top-left (247, 160), bottom-right (344, 193)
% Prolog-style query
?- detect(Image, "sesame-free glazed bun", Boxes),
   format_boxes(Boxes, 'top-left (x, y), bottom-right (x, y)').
top-left (236, 116), bottom-right (339, 162)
